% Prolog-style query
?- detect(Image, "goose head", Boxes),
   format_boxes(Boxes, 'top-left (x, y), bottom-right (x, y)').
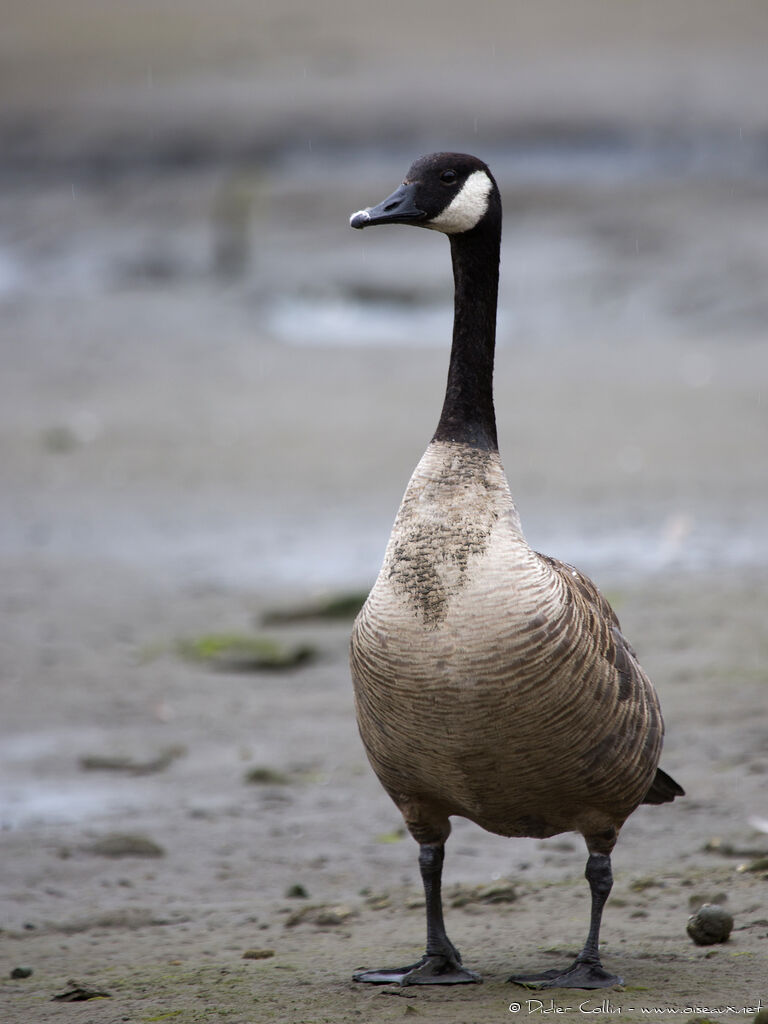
top-left (350, 152), bottom-right (499, 235)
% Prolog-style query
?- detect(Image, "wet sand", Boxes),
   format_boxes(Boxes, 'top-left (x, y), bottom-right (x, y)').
top-left (2, 2), bottom-right (768, 1021)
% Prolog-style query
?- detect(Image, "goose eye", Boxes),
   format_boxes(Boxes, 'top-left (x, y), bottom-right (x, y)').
top-left (440, 170), bottom-right (457, 184)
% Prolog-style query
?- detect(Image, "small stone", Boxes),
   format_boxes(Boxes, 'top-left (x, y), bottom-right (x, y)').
top-left (242, 948), bottom-right (274, 960)
top-left (703, 837), bottom-right (768, 858)
top-left (84, 833), bottom-right (165, 858)
top-left (364, 892), bottom-right (391, 910)
top-left (450, 881), bottom-right (517, 907)
top-left (477, 883), bottom-right (516, 904)
top-left (52, 979), bottom-right (111, 1001)
top-left (630, 876), bottom-right (664, 893)
top-left (79, 745), bottom-right (184, 775)
top-left (11, 966), bottom-right (33, 979)
top-left (285, 903), bottom-right (354, 927)
top-left (313, 904), bottom-right (353, 926)
top-left (686, 903), bottom-right (734, 945)
top-left (739, 856), bottom-right (768, 873)
top-left (244, 766), bottom-right (291, 785)
top-left (41, 425), bottom-right (79, 453)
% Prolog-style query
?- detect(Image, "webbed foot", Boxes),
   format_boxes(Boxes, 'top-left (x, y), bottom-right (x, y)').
top-left (354, 953), bottom-right (481, 986)
top-left (508, 960), bottom-right (622, 990)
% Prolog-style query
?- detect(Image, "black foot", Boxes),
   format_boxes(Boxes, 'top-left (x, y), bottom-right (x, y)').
top-left (508, 961), bottom-right (623, 990)
top-left (354, 954), bottom-right (481, 986)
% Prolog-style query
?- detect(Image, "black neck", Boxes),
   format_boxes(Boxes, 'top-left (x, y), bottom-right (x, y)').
top-left (432, 222), bottom-right (500, 450)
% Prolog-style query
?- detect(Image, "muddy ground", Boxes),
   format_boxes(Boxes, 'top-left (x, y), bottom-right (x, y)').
top-left (1, 3), bottom-right (768, 1022)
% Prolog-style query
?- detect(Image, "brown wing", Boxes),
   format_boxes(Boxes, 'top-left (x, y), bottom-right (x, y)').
top-left (536, 552), bottom-right (683, 805)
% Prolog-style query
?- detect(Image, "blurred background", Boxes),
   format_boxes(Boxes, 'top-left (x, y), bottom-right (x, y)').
top-left (2, 0), bottom-right (767, 591)
top-left (1, 5), bottom-right (767, 1009)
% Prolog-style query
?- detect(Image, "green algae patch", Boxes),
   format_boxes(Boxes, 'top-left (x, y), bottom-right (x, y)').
top-left (244, 766), bottom-right (292, 785)
top-left (177, 633), bottom-right (316, 672)
top-left (241, 948), bottom-right (275, 960)
top-left (375, 827), bottom-right (407, 844)
top-left (261, 590), bottom-right (369, 624)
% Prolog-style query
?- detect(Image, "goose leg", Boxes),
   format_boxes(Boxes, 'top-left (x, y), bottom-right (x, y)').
top-left (508, 853), bottom-right (623, 990)
top-left (354, 843), bottom-right (481, 985)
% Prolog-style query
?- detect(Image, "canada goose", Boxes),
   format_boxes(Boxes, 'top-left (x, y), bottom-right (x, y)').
top-left (348, 152), bottom-right (683, 990)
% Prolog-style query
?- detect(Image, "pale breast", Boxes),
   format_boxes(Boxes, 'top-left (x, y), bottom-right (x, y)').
top-left (378, 442), bottom-right (526, 625)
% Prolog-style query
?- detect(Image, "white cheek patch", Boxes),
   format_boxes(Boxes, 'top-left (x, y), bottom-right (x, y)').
top-left (426, 170), bottom-right (493, 234)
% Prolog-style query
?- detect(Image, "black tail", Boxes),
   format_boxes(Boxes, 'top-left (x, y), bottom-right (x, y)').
top-left (642, 767), bottom-right (685, 805)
